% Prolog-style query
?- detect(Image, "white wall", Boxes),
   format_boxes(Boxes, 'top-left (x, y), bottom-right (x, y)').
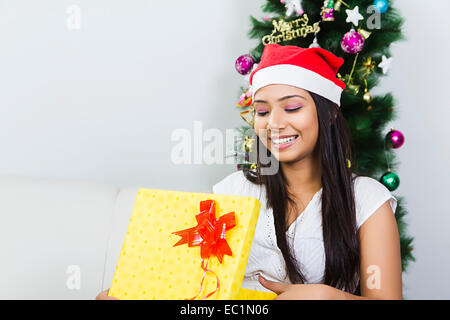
top-left (0, 0), bottom-right (448, 299)
top-left (375, 0), bottom-right (450, 299)
top-left (0, 0), bottom-right (260, 192)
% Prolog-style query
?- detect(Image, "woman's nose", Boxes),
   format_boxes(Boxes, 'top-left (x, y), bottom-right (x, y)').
top-left (267, 109), bottom-right (286, 130)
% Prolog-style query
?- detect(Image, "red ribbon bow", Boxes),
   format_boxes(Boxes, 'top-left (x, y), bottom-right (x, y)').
top-left (172, 199), bottom-right (236, 263)
top-left (172, 199), bottom-right (236, 299)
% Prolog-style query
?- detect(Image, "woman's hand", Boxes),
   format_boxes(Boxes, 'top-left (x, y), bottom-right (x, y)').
top-left (258, 275), bottom-right (330, 300)
top-left (96, 288), bottom-right (119, 300)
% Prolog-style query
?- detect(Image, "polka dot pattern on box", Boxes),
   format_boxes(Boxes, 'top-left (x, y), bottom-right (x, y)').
top-left (108, 189), bottom-right (263, 300)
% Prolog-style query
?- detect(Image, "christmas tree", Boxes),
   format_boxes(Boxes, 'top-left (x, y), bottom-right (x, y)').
top-left (232, 0), bottom-right (414, 295)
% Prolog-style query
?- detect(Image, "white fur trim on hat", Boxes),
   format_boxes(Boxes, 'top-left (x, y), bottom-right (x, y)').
top-left (251, 64), bottom-right (344, 106)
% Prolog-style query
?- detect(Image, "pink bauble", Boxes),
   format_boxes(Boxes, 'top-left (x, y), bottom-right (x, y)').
top-left (386, 129), bottom-right (405, 149)
top-left (341, 30), bottom-right (365, 54)
top-left (235, 54), bottom-right (255, 75)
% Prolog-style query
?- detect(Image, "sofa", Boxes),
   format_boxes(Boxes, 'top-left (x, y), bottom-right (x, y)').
top-left (0, 174), bottom-right (141, 299)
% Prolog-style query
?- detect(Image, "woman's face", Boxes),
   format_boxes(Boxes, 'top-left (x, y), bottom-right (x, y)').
top-left (253, 84), bottom-right (319, 163)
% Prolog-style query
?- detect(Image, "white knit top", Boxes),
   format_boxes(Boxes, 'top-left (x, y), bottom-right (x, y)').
top-left (212, 170), bottom-right (397, 294)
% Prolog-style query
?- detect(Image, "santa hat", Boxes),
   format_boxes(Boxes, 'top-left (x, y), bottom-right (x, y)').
top-left (249, 44), bottom-right (346, 106)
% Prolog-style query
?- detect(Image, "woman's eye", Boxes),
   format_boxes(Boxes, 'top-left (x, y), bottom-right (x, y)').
top-left (285, 106), bottom-right (302, 112)
top-left (255, 110), bottom-right (269, 116)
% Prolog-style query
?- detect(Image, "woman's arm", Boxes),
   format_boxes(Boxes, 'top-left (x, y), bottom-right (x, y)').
top-left (319, 199), bottom-right (402, 300)
top-left (356, 199), bottom-right (403, 299)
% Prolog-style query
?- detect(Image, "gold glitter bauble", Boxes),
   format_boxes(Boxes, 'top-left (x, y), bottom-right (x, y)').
top-left (363, 91), bottom-right (373, 103)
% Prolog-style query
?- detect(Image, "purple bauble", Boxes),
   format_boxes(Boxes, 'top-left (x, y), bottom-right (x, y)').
top-left (235, 54), bottom-right (255, 75)
top-left (340, 29), bottom-right (365, 54)
top-left (386, 129), bottom-right (405, 149)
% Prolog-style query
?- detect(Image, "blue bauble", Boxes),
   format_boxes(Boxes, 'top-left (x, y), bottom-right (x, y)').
top-left (373, 0), bottom-right (389, 14)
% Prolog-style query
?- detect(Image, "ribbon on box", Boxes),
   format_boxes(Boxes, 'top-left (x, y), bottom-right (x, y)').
top-left (172, 199), bottom-right (236, 299)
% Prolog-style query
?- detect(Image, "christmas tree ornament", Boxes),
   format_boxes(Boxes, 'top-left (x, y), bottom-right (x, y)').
top-left (236, 89), bottom-right (253, 108)
top-left (284, 0), bottom-right (304, 17)
top-left (346, 82), bottom-right (360, 95)
top-left (321, 0), bottom-right (335, 21)
top-left (345, 6), bottom-right (364, 27)
top-left (236, 135), bottom-right (258, 172)
top-left (363, 88), bottom-right (373, 103)
top-left (237, 163), bottom-right (258, 171)
top-left (235, 54), bottom-right (255, 75)
top-left (309, 33), bottom-right (321, 48)
top-left (243, 136), bottom-right (255, 153)
top-left (385, 128), bottom-right (405, 149)
top-left (358, 56), bottom-right (376, 78)
top-left (261, 14), bottom-right (320, 46)
top-left (239, 107), bottom-right (255, 127)
top-left (380, 170), bottom-right (400, 191)
top-left (341, 29), bottom-right (365, 54)
top-left (333, 0), bottom-right (350, 11)
top-left (373, 0), bottom-right (390, 14)
top-left (362, 79), bottom-right (373, 103)
top-left (337, 73), bottom-right (360, 95)
top-left (378, 55), bottom-right (393, 74)
top-left (357, 28), bottom-right (372, 40)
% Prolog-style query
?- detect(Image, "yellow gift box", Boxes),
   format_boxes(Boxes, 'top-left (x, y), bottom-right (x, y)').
top-left (108, 188), bottom-right (277, 300)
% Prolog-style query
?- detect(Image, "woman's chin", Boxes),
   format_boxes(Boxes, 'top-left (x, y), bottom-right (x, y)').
top-left (269, 147), bottom-right (302, 163)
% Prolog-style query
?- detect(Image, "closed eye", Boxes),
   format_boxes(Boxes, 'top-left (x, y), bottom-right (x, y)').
top-left (285, 106), bottom-right (302, 112)
top-left (256, 106), bottom-right (302, 117)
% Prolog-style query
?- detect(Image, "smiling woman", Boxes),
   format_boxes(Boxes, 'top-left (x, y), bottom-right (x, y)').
top-left (212, 44), bottom-right (402, 300)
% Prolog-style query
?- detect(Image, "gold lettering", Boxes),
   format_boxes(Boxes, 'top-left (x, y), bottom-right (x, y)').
top-left (302, 14), bottom-right (309, 26)
top-left (313, 22), bottom-right (321, 33)
top-left (261, 14), bottom-right (318, 46)
top-left (262, 35), bottom-right (271, 45)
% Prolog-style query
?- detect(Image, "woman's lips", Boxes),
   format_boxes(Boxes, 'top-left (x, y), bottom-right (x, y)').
top-left (269, 135), bottom-right (299, 150)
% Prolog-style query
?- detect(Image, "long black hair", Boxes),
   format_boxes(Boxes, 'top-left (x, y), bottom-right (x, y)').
top-left (244, 91), bottom-right (360, 292)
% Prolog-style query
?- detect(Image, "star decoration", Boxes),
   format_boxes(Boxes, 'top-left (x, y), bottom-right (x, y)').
top-left (285, 0), bottom-right (304, 17)
top-left (345, 6), bottom-right (364, 27)
top-left (378, 55), bottom-right (393, 74)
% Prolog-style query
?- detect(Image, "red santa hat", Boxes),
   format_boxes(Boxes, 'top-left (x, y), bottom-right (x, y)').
top-left (249, 44), bottom-right (346, 106)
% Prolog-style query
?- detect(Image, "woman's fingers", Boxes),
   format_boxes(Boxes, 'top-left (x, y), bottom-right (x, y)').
top-left (96, 288), bottom-right (118, 300)
top-left (258, 275), bottom-right (289, 295)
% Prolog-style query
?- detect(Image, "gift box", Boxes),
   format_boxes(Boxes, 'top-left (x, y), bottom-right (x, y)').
top-left (108, 188), bottom-right (277, 300)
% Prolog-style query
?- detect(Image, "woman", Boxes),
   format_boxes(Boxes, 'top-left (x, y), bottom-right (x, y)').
top-left (211, 44), bottom-right (402, 299)
top-left (97, 44), bottom-right (402, 300)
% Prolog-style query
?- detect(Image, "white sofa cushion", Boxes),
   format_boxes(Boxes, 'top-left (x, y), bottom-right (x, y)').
top-left (102, 186), bottom-right (140, 294)
top-left (0, 175), bottom-right (119, 299)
